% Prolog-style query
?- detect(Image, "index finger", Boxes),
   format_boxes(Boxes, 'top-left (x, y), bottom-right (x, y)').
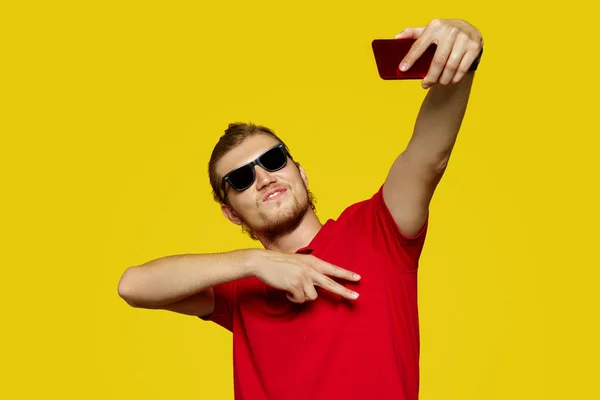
top-left (311, 272), bottom-right (360, 300)
top-left (310, 257), bottom-right (361, 281)
top-left (400, 32), bottom-right (433, 72)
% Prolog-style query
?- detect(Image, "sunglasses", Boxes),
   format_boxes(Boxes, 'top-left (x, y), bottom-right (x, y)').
top-left (220, 143), bottom-right (293, 196)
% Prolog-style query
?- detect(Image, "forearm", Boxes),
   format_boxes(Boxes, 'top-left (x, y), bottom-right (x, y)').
top-left (406, 72), bottom-right (475, 167)
top-left (153, 291), bottom-right (214, 316)
top-left (117, 249), bottom-right (259, 307)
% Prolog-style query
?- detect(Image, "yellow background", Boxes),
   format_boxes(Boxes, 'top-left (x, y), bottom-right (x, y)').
top-left (2, 1), bottom-right (598, 399)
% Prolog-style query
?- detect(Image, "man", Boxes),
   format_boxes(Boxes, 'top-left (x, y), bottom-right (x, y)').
top-left (118, 18), bottom-right (483, 400)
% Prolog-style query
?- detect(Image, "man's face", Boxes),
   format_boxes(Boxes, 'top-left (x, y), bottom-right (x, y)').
top-left (216, 134), bottom-right (310, 238)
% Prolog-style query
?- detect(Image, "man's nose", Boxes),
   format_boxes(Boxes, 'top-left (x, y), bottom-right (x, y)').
top-left (255, 166), bottom-right (277, 190)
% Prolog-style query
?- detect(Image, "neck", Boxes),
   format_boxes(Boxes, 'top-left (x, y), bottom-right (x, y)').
top-left (257, 209), bottom-right (322, 253)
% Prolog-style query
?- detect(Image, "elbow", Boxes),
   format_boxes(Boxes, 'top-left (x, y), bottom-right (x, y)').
top-left (422, 150), bottom-right (450, 175)
top-left (433, 156), bottom-right (449, 175)
top-left (117, 267), bottom-right (142, 307)
top-left (402, 150), bottom-right (450, 178)
top-left (419, 156), bottom-right (449, 181)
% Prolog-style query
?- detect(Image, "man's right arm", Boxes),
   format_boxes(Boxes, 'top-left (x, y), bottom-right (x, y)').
top-left (117, 248), bottom-right (362, 317)
top-left (117, 249), bottom-right (257, 317)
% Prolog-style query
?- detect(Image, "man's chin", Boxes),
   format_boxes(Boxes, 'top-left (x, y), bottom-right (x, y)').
top-left (258, 204), bottom-right (308, 240)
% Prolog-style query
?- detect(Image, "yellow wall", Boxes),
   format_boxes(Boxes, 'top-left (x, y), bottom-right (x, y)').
top-left (2, 1), bottom-right (598, 399)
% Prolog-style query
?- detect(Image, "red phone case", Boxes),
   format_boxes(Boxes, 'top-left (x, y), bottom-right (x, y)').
top-left (372, 39), bottom-right (437, 80)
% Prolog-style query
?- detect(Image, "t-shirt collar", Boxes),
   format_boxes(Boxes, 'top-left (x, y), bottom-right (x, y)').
top-left (294, 219), bottom-right (334, 254)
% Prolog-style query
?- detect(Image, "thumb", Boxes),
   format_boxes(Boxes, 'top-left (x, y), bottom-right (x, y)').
top-left (394, 27), bottom-right (425, 39)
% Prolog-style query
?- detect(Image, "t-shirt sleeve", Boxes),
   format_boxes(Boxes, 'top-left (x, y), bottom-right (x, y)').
top-left (199, 281), bottom-right (236, 332)
top-left (349, 184), bottom-right (428, 273)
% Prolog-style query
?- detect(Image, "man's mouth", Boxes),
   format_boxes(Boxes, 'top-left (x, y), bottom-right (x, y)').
top-left (263, 188), bottom-right (287, 202)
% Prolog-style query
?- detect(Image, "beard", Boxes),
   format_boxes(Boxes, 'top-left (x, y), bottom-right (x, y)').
top-left (240, 188), bottom-right (310, 242)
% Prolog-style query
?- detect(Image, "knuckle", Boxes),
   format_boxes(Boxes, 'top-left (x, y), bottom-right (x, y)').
top-left (457, 31), bottom-right (469, 43)
top-left (332, 266), bottom-right (344, 275)
top-left (432, 58), bottom-right (446, 68)
top-left (410, 41), bottom-right (423, 53)
top-left (445, 63), bottom-right (458, 73)
top-left (290, 277), bottom-right (302, 288)
top-left (300, 264), bottom-right (312, 275)
top-left (450, 51), bottom-right (463, 61)
top-left (468, 40), bottom-right (481, 52)
top-left (319, 261), bottom-right (333, 273)
top-left (459, 63), bottom-right (470, 73)
top-left (430, 18), bottom-right (442, 28)
top-left (287, 293), bottom-right (298, 303)
top-left (327, 277), bottom-right (341, 289)
top-left (306, 255), bottom-right (319, 269)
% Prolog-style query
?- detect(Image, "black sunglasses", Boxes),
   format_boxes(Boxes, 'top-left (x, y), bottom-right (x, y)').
top-left (220, 143), bottom-right (293, 196)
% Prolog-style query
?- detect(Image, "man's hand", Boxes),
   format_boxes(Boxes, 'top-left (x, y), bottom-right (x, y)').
top-left (395, 19), bottom-right (483, 89)
top-left (251, 250), bottom-right (361, 303)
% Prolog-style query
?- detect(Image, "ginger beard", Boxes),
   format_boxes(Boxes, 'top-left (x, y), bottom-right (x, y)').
top-left (236, 183), bottom-right (310, 241)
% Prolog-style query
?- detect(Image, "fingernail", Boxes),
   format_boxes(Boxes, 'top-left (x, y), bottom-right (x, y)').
top-left (351, 292), bottom-right (359, 299)
top-left (400, 62), bottom-right (408, 71)
top-left (354, 273), bottom-right (361, 280)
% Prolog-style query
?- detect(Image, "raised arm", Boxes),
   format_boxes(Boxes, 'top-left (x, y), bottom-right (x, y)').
top-left (382, 19), bottom-right (484, 237)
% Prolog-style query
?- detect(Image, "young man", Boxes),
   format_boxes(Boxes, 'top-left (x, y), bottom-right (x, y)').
top-left (118, 18), bottom-right (483, 400)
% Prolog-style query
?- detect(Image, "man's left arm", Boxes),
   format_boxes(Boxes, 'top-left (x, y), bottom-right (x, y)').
top-left (382, 19), bottom-right (484, 237)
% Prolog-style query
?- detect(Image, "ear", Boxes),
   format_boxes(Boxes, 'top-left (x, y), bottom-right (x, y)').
top-left (221, 203), bottom-right (242, 225)
top-left (296, 162), bottom-right (309, 188)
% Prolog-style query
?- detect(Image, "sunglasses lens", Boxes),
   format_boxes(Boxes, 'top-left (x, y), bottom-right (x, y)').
top-left (228, 165), bottom-right (255, 191)
top-left (260, 147), bottom-right (287, 171)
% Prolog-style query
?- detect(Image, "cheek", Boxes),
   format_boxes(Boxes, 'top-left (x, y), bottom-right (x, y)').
top-left (229, 193), bottom-right (257, 218)
top-left (282, 168), bottom-right (305, 189)
top-left (291, 174), bottom-right (308, 193)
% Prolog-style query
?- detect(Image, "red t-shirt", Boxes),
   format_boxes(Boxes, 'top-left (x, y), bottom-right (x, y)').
top-left (202, 185), bottom-right (428, 399)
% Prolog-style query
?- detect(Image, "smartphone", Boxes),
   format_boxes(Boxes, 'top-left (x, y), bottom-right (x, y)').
top-left (371, 39), bottom-right (437, 80)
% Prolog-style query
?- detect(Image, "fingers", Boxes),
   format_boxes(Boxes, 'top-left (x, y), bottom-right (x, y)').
top-left (303, 283), bottom-right (319, 301)
top-left (451, 42), bottom-right (481, 84)
top-left (284, 278), bottom-right (319, 303)
top-left (421, 27), bottom-right (458, 88)
top-left (285, 279), bottom-right (307, 303)
top-left (310, 257), bottom-right (361, 282)
top-left (285, 291), bottom-right (304, 303)
top-left (399, 32), bottom-right (433, 73)
top-left (394, 27), bottom-right (425, 40)
top-left (438, 33), bottom-right (468, 86)
top-left (280, 255), bottom-right (361, 304)
top-left (397, 19), bottom-right (482, 88)
top-left (312, 272), bottom-right (359, 301)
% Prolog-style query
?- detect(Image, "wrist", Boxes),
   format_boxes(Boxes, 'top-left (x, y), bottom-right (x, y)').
top-left (239, 248), bottom-right (264, 278)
